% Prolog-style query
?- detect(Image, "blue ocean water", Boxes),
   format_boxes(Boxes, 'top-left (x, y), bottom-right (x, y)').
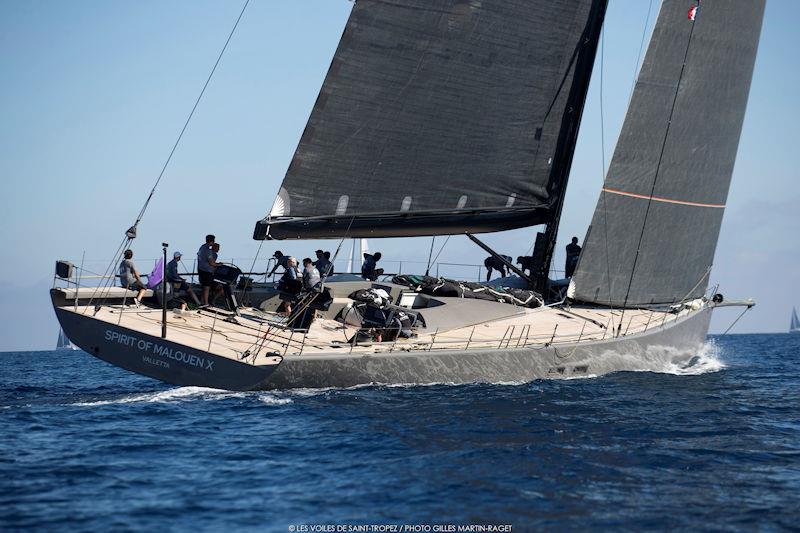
top-left (1, 334), bottom-right (798, 531)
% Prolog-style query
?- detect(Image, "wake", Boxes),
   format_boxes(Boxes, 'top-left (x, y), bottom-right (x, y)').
top-left (69, 342), bottom-right (725, 405)
top-left (657, 340), bottom-right (725, 375)
top-left (70, 386), bottom-right (292, 407)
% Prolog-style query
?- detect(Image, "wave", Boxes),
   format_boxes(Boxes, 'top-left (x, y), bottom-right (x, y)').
top-left (585, 339), bottom-right (726, 377)
top-left (67, 342), bottom-right (725, 405)
top-left (659, 340), bottom-right (726, 375)
top-left (71, 387), bottom-right (293, 407)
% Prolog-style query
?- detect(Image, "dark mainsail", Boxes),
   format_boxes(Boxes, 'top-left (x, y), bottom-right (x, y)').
top-left (256, 0), bottom-right (607, 240)
top-left (570, 0), bottom-right (765, 307)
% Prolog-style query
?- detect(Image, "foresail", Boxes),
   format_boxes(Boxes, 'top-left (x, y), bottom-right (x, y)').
top-left (571, 0), bottom-right (765, 307)
top-left (57, 328), bottom-right (70, 349)
top-left (792, 308), bottom-right (800, 331)
top-left (257, 0), bottom-right (606, 240)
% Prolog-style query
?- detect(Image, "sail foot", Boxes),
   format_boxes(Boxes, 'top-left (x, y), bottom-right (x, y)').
top-left (254, 208), bottom-right (552, 240)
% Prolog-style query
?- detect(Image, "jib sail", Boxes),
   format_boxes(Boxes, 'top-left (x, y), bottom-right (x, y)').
top-left (570, 0), bottom-right (765, 307)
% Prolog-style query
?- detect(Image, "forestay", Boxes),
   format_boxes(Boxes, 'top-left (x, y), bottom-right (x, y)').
top-left (256, 0), bottom-right (606, 240)
top-left (571, 0), bottom-right (765, 307)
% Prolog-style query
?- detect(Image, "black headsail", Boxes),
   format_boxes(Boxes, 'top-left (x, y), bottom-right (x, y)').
top-left (570, 0), bottom-right (765, 307)
top-left (256, 0), bottom-right (607, 240)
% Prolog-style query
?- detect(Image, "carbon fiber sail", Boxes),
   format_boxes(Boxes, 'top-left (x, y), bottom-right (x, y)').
top-left (570, 0), bottom-right (765, 307)
top-left (256, 0), bottom-right (606, 240)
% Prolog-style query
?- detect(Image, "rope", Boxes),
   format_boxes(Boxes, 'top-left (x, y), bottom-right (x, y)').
top-left (86, 235), bottom-right (132, 314)
top-left (250, 217), bottom-right (358, 357)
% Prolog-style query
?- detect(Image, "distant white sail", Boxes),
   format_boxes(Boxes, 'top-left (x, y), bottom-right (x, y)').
top-left (56, 328), bottom-right (79, 350)
top-left (791, 307), bottom-right (800, 334)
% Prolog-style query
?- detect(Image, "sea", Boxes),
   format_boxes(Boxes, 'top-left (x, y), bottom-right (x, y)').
top-left (1, 334), bottom-right (798, 532)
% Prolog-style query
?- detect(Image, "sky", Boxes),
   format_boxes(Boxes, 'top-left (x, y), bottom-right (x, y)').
top-left (0, 0), bottom-right (798, 351)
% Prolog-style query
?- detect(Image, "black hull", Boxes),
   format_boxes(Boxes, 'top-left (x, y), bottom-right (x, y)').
top-left (52, 293), bottom-right (279, 391)
top-left (51, 290), bottom-right (713, 391)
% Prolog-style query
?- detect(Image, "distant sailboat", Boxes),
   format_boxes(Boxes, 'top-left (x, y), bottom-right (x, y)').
top-left (56, 328), bottom-right (78, 351)
top-left (791, 308), bottom-right (800, 334)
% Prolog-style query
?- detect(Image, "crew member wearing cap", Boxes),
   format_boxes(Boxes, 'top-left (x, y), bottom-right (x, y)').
top-left (167, 251), bottom-right (201, 306)
top-left (268, 250), bottom-right (292, 277)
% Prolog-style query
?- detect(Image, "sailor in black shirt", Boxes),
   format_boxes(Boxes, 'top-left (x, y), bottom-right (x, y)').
top-left (483, 254), bottom-right (513, 281)
top-left (565, 237), bottom-right (582, 278)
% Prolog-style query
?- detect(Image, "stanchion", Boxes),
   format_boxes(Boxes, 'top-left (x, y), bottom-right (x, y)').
top-left (161, 243), bottom-right (168, 339)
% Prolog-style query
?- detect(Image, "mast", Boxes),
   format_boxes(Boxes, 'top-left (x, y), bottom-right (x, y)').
top-left (534, 0), bottom-right (607, 290)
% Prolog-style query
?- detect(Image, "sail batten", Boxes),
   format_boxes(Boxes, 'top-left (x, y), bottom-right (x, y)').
top-left (571, 0), bottom-right (765, 307)
top-left (257, 0), bottom-right (606, 240)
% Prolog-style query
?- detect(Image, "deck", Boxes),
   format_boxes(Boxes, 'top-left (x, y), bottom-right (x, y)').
top-left (57, 294), bottom-right (695, 369)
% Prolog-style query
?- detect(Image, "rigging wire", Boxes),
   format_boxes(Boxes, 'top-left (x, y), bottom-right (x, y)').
top-left (619, 1), bottom-right (697, 331)
top-left (595, 1), bottom-right (654, 332)
top-left (424, 237), bottom-right (436, 277)
top-left (237, 238), bottom-right (265, 303)
top-left (248, 218), bottom-right (357, 358)
top-left (130, 0), bottom-right (251, 236)
top-left (722, 306), bottom-right (751, 335)
top-left (85, 0), bottom-right (250, 313)
top-left (429, 235), bottom-right (451, 271)
top-left (597, 25), bottom-right (616, 332)
top-left (627, 0), bottom-right (655, 105)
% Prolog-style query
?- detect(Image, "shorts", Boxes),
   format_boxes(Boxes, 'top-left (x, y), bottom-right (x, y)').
top-left (199, 270), bottom-right (215, 287)
top-left (170, 279), bottom-right (188, 291)
top-left (125, 280), bottom-right (145, 291)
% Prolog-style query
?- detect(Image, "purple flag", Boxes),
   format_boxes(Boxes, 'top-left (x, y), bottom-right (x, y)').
top-left (147, 257), bottom-right (164, 289)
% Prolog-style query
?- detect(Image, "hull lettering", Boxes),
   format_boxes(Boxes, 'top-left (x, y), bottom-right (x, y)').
top-left (105, 329), bottom-right (215, 372)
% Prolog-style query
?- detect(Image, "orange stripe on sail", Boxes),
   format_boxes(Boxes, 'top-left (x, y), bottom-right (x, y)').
top-left (601, 187), bottom-right (725, 209)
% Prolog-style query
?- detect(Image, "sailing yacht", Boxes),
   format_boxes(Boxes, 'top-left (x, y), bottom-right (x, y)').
top-left (791, 308), bottom-right (800, 334)
top-left (56, 328), bottom-right (78, 351)
top-left (51, 0), bottom-right (763, 390)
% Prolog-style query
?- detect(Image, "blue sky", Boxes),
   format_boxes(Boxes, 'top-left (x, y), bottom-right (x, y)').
top-left (0, 0), bottom-right (797, 350)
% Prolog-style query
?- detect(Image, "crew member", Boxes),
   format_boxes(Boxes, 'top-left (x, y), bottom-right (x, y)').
top-left (299, 258), bottom-right (323, 324)
top-left (278, 257), bottom-right (300, 315)
top-left (119, 249), bottom-right (147, 306)
top-left (314, 250), bottom-right (333, 278)
top-left (484, 254), bottom-right (513, 281)
top-left (268, 250), bottom-right (292, 277)
top-left (565, 237), bottom-right (582, 278)
top-left (361, 252), bottom-right (383, 281)
top-left (166, 251), bottom-right (200, 306)
top-left (208, 242), bottom-right (224, 305)
top-left (197, 234), bottom-right (218, 307)
top-left (302, 258), bottom-right (321, 291)
top-left (516, 255), bottom-right (536, 277)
